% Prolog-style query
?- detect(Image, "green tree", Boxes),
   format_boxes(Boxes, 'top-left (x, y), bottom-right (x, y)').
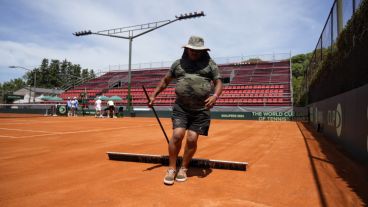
top-left (25, 69), bottom-right (37, 88)
top-left (71, 64), bottom-right (82, 86)
top-left (292, 63), bottom-right (304, 77)
top-left (291, 52), bottom-right (312, 105)
top-left (89, 70), bottom-right (96, 80)
top-left (38, 58), bottom-right (49, 88)
top-left (81, 68), bottom-right (89, 81)
top-left (0, 78), bottom-right (26, 98)
top-left (65, 61), bottom-right (74, 86)
top-left (4, 59), bottom-right (96, 95)
top-left (60, 59), bottom-right (69, 87)
top-left (49, 60), bottom-right (60, 88)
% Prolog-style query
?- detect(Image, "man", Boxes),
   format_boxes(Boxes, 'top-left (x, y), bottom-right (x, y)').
top-left (95, 97), bottom-right (102, 118)
top-left (66, 97), bottom-right (72, 117)
top-left (71, 97), bottom-right (79, 116)
top-left (107, 99), bottom-right (115, 118)
top-left (148, 36), bottom-right (222, 185)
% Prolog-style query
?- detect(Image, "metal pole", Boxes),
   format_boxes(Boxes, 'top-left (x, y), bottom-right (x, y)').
top-left (127, 38), bottom-right (133, 115)
top-left (28, 85), bottom-right (31, 103)
top-left (337, 0), bottom-right (343, 34)
top-left (331, 8), bottom-right (334, 50)
top-left (33, 72), bottom-right (36, 103)
top-left (352, 0), bottom-right (356, 12)
top-left (142, 85), bottom-right (169, 144)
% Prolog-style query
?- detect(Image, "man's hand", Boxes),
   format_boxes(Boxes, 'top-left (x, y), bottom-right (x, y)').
top-left (148, 95), bottom-right (156, 108)
top-left (148, 74), bottom-right (173, 108)
top-left (205, 95), bottom-right (218, 109)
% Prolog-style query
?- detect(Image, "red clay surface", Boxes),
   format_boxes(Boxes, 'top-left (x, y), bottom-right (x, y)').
top-left (0, 116), bottom-right (367, 207)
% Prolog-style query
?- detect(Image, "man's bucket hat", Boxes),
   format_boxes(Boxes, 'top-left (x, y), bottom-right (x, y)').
top-left (183, 36), bottom-right (210, 51)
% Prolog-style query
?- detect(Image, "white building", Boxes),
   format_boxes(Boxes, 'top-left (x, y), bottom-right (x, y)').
top-left (12, 87), bottom-right (64, 103)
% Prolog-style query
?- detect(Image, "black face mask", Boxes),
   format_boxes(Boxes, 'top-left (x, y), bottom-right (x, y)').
top-left (180, 48), bottom-right (211, 72)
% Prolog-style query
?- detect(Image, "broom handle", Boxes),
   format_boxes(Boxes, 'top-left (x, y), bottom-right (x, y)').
top-left (142, 85), bottom-right (169, 144)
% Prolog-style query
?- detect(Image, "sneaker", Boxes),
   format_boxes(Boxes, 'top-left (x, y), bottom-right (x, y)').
top-left (163, 168), bottom-right (176, 185)
top-left (175, 167), bottom-right (188, 182)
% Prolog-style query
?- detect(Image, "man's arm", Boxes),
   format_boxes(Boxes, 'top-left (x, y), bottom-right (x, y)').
top-left (148, 73), bottom-right (173, 107)
top-left (205, 79), bottom-right (223, 109)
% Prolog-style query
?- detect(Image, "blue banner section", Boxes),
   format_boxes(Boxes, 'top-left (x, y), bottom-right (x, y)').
top-left (213, 110), bottom-right (308, 121)
top-left (309, 83), bottom-right (368, 163)
top-left (125, 107), bottom-right (309, 121)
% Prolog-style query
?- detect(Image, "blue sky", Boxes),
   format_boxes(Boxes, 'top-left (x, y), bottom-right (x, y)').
top-left (0, 0), bottom-right (334, 83)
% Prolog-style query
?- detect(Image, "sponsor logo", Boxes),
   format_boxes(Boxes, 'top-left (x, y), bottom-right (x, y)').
top-left (327, 103), bottom-right (342, 137)
top-left (336, 103), bottom-right (342, 137)
top-left (58, 106), bottom-right (66, 114)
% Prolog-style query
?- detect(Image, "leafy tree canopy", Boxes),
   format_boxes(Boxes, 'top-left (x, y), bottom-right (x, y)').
top-left (1, 58), bottom-right (96, 98)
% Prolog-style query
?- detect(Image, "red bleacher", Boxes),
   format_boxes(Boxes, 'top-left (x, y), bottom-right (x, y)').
top-left (59, 60), bottom-right (292, 106)
top-left (59, 89), bottom-right (102, 99)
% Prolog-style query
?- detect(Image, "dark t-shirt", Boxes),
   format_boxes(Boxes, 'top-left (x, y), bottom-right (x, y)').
top-left (168, 58), bottom-right (221, 111)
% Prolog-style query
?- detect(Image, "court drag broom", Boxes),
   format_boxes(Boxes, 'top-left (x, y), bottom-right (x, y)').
top-left (106, 85), bottom-right (248, 171)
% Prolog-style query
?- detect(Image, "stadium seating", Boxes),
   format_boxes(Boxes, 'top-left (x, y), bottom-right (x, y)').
top-left (59, 60), bottom-right (292, 107)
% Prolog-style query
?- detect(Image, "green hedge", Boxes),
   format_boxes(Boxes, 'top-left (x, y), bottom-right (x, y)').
top-left (308, 0), bottom-right (368, 103)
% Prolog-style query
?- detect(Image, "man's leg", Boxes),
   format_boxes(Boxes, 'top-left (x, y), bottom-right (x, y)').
top-left (168, 128), bottom-right (186, 169)
top-left (181, 130), bottom-right (199, 168)
top-left (164, 128), bottom-right (185, 185)
top-left (109, 107), bottom-right (114, 118)
top-left (175, 130), bottom-right (199, 182)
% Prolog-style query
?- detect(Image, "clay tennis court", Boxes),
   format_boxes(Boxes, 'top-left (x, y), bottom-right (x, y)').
top-left (0, 116), bottom-right (367, 207)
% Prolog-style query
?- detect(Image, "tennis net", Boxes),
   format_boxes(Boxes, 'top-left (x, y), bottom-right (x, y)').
top-left (0, 103), bottom-right (60, 118)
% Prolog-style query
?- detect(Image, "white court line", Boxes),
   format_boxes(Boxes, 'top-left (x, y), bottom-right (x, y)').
top-left (0, 120), bottom-right (99, 125)
top-left (0, 134), bottom-right (17, 138)
top-left (3, 124), bottom-right (161, 139)
top-left (0, 119), bottom-right (159, 126)
top-left (0, 127), bottom-right (61, 134)
top-left (0, 122), bottom-right (33, 125)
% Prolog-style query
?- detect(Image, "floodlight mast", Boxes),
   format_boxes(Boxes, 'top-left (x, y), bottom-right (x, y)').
top-left (74, 11), bottom-right (205, 116)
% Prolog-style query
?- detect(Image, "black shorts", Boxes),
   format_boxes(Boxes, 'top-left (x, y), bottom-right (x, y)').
top-left (171, 104), bottom-right (211, 136)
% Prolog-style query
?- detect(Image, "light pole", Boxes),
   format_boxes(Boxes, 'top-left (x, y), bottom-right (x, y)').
top-left (27, 85), bottom-right (31, 103)
top-left (9, 66), bottom-right (37, 103)
top-left (74, 11), bottom-right (205, 116)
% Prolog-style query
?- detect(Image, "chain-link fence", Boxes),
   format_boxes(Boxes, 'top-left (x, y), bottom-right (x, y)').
top-left (300, 0), bottom-right (364, 104)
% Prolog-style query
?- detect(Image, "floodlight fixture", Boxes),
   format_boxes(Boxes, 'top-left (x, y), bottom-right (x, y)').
top-left (175, 11), bottom-right (205, 20)
top-left (73, 30), bottom-right (92, 37)
top-left (74, 11), bottom-right (205, 116)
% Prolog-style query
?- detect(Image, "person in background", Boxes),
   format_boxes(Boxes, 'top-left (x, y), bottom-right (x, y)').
top-left (71, 97), bottom-right (79, 116)
top-left (148, 36), bottom-right (222, 185)
top-left (107, 99), bottom-right (115, 118)
top-left (66, 97), bottom-right (72, 117)
top-left (74, 97), bottom-right (79, 116)
top-left (52, 102), bottom-right (59, 116)
top-left (95, 97), bottom-right (102, 118)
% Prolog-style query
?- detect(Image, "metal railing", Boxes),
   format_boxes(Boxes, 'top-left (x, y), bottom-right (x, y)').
top-left (104, 53), bottom-right (291, 72)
